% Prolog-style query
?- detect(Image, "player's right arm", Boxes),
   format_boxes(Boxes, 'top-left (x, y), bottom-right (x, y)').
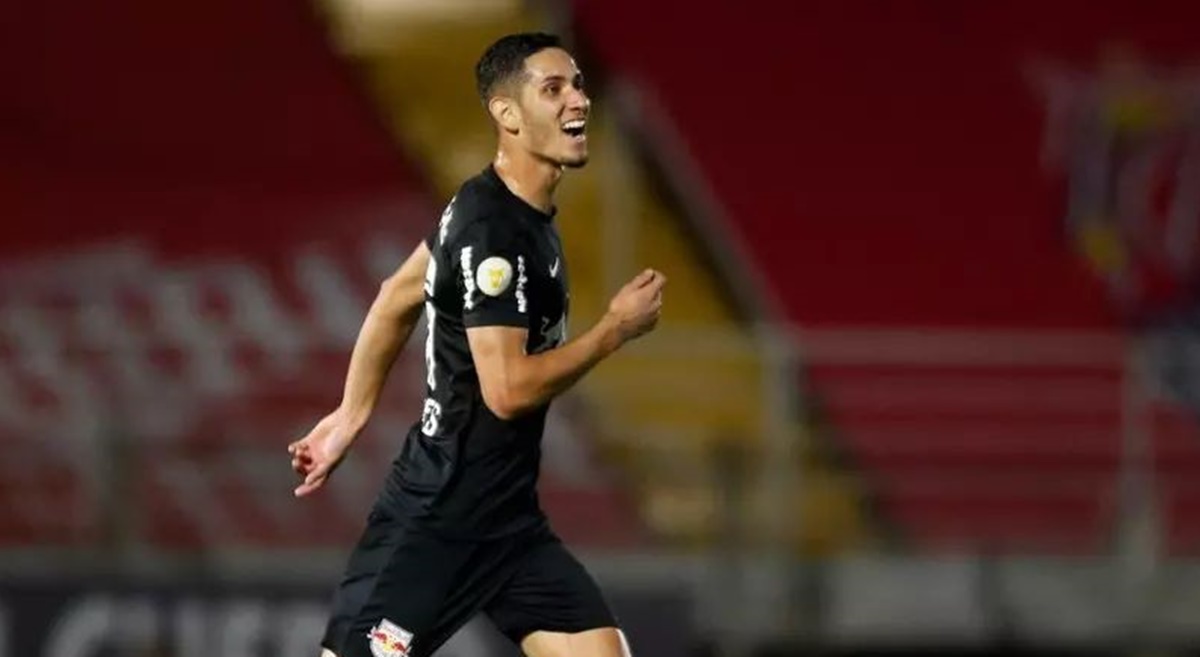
top-left (454, 219), bottom-right (664, 421)
top-left (468, 269), bottom-right (665, 420)
top-left (288, 241), bottom-right (431, 497)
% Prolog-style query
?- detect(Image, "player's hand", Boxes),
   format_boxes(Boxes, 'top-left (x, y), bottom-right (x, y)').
top-left (606, 268), bottom-right (666, 344)
top-left (287, 409), bottom-right (358, 497)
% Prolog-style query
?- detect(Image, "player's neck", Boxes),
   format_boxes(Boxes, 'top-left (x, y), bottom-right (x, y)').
top-left (493, 149), bottom-right (560, 215)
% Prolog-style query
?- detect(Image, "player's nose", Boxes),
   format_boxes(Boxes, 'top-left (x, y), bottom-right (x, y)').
top-left (566, 87), bottom-right (590, 114)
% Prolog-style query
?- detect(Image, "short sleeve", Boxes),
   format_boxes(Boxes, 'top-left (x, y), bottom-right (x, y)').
top-left (455, 219), bottom-right (530, 329)
top-left (427, 196), bottom-right (456, 251)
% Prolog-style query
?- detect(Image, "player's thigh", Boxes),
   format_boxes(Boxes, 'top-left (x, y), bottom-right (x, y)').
top-left (521, 627), bottom-right (630, 657)
top-left (485, 533), bottom-right (618, 644)
top-left (342, 527), bottom-right (532, 657)
top-left (322, 508), bottom-right (407, 654)
top-left (338, 532), bottom-right (473, 657)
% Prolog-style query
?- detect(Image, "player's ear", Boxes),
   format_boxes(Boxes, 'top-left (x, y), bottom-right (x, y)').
top-left (488, 96), bottom-right (521, 134)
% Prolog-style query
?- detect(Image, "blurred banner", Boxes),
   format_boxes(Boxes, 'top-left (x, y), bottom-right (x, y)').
top-left (0, 580), bottom-right (691, 657)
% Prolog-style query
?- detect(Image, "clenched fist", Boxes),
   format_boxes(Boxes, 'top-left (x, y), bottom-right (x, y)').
top-left (606, 269), bottom-right (666, 345)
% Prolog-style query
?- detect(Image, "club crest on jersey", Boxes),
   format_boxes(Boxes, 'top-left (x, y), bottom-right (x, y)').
top-left (368, 619), bottom-right (413, 657)
top-left (476, 256), bottom-right (513, 297)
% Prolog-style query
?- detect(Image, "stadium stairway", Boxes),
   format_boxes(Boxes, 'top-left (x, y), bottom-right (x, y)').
top-left (316, 1), bottom-right (869, 553)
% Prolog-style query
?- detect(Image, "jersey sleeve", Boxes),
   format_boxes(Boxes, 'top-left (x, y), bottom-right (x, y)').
top-left (426, 196), bottom-right (456, 251)
top-left (454, 219), bottom-right (530, 329)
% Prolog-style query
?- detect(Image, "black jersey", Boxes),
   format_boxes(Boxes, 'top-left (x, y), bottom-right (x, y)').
top-left (380, 165), bottom-right (570, 539)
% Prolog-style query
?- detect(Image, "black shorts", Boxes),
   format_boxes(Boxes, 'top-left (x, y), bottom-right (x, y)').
top-left (321, 506), bottom-right (617, 657)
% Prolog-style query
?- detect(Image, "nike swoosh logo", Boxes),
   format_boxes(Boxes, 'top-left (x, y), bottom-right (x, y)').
top-left (549, 257), bottom-right (560, 278)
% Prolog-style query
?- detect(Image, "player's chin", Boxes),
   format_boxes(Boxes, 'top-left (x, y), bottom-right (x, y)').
top-left (557, 146), bottom-right (589, 169)
top-left (553, 135), bottom-right (589, 168)
top-left (561, 153), bottom-right (589, 169)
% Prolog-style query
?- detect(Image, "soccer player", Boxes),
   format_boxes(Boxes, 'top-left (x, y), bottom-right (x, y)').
top-left (288, 33), bottom-right (666, 657)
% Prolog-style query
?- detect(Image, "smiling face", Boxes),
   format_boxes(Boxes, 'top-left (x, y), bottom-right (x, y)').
top-left (511, 48), bottom-right (591, 167)
top-left (486, 46), bottom-right (591, 168)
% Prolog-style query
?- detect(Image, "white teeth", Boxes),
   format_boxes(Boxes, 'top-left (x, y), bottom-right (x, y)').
top-left (563, 119), bottom-right (586, 130)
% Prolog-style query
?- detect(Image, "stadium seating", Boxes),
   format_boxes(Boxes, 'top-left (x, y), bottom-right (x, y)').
top-left (1, 0), bottom-right (639, 552)
top-left (802, 333), bottom-right (1126, 552)
top-left (570, 1), bottom-right (1200, 555)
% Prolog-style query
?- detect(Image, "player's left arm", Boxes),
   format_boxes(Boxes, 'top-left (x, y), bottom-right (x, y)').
top-left (336, 240), bottom-right (430, 428)
top-left (289, 240), bottom-right (429, 497)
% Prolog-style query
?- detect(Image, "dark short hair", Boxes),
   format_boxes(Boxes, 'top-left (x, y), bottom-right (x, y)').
top-left (475, 32), bottom-right (563, 103)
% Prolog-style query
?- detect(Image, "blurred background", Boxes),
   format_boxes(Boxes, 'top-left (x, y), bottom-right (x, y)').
top-left (6, 0), bottom-right (1200, 655)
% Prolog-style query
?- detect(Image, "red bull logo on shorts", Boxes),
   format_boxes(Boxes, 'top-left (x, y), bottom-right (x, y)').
top-left (368, 619), bottom-right (414, 657)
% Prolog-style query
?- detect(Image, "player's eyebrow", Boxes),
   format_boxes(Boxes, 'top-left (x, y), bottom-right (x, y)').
top-left (536, 73), bottom-right (583, 87)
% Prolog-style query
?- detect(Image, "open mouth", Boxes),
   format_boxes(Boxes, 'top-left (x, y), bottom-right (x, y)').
top-left (562, 118), bottom-right (587, 139)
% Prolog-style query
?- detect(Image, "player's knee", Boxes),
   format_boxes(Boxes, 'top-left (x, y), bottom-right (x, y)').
top-left (522, 627), bottom-right (628, 657)
top-left (320, 649), bottom-right (339, 657)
